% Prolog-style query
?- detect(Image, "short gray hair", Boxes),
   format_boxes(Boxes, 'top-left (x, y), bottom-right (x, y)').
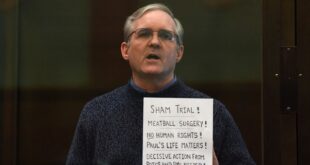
top-left (123, 3), bottom-right (184, 45)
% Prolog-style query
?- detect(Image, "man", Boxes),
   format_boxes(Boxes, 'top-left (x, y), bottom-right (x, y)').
top-left (67, 3), bottom-right (255, 165)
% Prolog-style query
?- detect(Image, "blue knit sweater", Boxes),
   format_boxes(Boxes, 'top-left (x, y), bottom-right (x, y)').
top-left (66, 80), bottom-right (255, 165)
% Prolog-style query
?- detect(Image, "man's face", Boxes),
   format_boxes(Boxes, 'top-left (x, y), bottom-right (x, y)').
top-left (121, 10), bottom-right (184, 80)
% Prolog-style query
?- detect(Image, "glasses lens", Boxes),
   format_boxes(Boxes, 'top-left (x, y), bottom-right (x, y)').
top-left (132, 28), bottom-right (176, 42)
top-left (158, 30), bottom-right (174, 41)
top-left (136, 28), bottom-right (152, 39)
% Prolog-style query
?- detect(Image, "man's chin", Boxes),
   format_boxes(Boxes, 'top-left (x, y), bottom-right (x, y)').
top-left (142, 71), bottom-right (162, 76)
top-left (138, 70), bottom-right (166, 78)
top-left (141, 68), bottom-right (163, 75)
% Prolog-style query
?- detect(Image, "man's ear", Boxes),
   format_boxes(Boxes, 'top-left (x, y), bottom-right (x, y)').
top-left (121, 42), bottom-right (129, 60)
top-left (176, 45), bottom-right (184, 63)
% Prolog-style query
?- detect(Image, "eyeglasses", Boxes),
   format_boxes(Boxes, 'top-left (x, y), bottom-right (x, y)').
top-left (127, 28), bottom-right (179, 43)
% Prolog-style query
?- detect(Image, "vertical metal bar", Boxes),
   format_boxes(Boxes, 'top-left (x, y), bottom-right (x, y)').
top-left (296, 0), bottom-right (310, 164)
top-left (16, 0), bottom-right (21, 164)
top-left (280, 0), bottom-right (297, 164)
top-left (281, 0), bottom-right (296, 47)
top-left (280, 47), bottom-right (297, 112)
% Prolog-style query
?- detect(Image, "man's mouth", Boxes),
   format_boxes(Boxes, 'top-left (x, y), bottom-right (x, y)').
top-left (146, 54), bottom-right (160, 60)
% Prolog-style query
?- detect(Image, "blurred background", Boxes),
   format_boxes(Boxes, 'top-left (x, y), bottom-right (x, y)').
top-left (1, 0), bottom-right (309, 164)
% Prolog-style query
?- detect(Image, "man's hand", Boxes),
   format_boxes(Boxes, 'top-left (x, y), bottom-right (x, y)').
top-left (213, 149), bottom-right (219, 165)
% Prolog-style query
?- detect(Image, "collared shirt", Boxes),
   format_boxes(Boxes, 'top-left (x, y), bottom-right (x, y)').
top-left (130, 77), bottom-right (177, 93)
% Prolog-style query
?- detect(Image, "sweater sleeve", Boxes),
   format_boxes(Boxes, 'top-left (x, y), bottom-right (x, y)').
top-left (214, 102), bottom-right (256, 165)
top-left (66, 102), bottom-right (96, 165)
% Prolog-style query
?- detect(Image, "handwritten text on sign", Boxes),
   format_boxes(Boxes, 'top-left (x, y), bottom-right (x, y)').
top-left (143, 98), bottom-right (213, 165)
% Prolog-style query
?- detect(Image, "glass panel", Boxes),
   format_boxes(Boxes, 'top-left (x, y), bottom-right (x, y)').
top-left (141, 0), bottom-right (262, 163)
top-left (19, 0), bottom-right (90, 88)
top-left (1, 0), bottom-right (261, 164)
top-left (18, 0), bottom-right (91, 163)
top-left (1, 1), bottom-right (19, 164)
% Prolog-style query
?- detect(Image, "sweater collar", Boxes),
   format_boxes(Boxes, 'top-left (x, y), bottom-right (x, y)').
top-left (129, 77), bottom-right (178, 95)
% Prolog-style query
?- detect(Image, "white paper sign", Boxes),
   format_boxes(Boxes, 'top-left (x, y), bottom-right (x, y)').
top-left (143, 98), bottom-right (213, 165)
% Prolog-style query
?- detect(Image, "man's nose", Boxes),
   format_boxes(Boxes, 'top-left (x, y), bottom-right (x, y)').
top-left (149, 32), bottom-right (161, 48)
